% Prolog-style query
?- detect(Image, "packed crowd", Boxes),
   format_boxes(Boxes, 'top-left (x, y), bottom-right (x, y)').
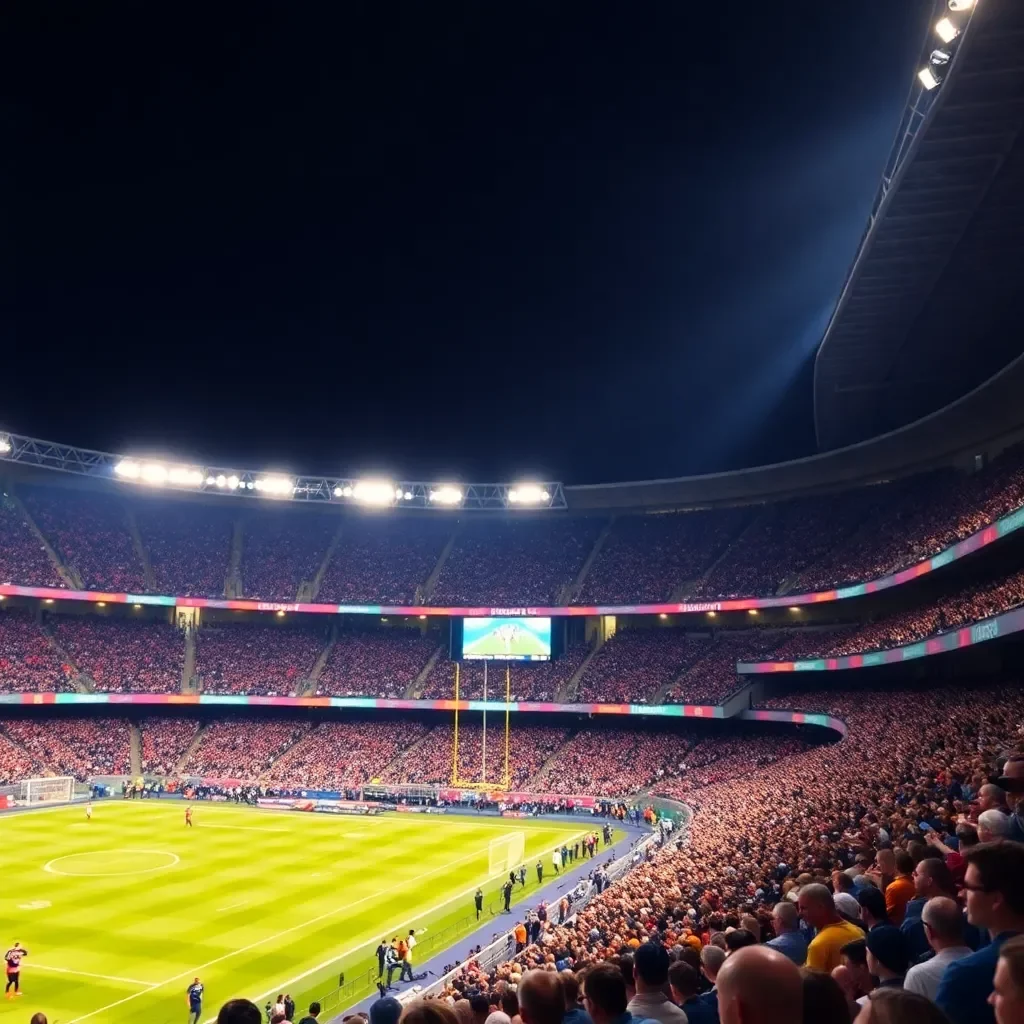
top-left (181, 719), bottom-right (310, 778)
top-left (432, 519), bottom-right (603, 606)
top-left (423, 677), bottom-right (1024, 1024)
top-left (0, 495), bottom-right (62, 588)
top-left (4, 718), bottom-right (131, 779)
top-left (52, 616), bottom-right (184, 693)
top-left (21, 488), bottom-right (146, 592)
top-left (317, 629), bottom-right (440, 698)
top-left (420, 647), bottom-right (590, 702)
top-left (263, 720), bottom-right (432, 790)
top-left (662, 632), bottom-right (787, 705)
top-left (318, 518), bottom-right (452, 605)
top-left (578, 508), bottom-right (750, 605)
top-left (0, 731), bottom-right (45, 785)
top-left (240, 512), bottom-right (337, 601)
top-left (139, 717), bottom-right (202, 775)
top-left (379, 724), bottom-right (572, 789)
top-left (0, 610), bottom-right (76, 693)
top-left (575, 630), bottom-right (708, 704)
top-left (195, 625), bottom-right (328, 696)
top-left (137, 501), bottom-right (234, 598)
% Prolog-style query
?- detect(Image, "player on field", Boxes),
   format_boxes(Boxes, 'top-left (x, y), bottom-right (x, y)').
top-left (495, 623), bottom-right (521, 655)
top-left (185, 805), bottom-right (193, 827)
top-left (86, 801), bottom-right (92, 821)
top-left (5, 942), bottom-right (28, 998)
top-left (186, 977), bottom-right (204, 1024)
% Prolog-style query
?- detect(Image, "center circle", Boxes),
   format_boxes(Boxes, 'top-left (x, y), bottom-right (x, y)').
top-left (43, 849), bottom-right (180, 877)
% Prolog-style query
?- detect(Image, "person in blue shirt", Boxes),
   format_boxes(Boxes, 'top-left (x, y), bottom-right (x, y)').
top-left (668, 961), bottom-right (718, 1024)
top-left (935, 841), bottom-right (1024, 1024)
top-left (766, 902), bottom-right (808, 965)
top-left (578, 962), bottom-right (657, 1024)
top-left (187, 977), bottom-right (204, 1024)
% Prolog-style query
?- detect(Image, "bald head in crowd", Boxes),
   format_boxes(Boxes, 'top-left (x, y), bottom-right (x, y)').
top-left (519, 969), bottom-right (565, 1024)
top-left (716, 946), bottom-right (803, 1024)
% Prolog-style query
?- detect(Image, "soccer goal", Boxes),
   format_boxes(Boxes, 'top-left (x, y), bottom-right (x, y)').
top-left (489, 831), bottom-right (526, 876)
top-left (18, 777), bottom-right (75, 805)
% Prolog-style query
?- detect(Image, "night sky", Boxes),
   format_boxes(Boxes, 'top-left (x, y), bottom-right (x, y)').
top-left (4, 2), bottom-right (929, 485)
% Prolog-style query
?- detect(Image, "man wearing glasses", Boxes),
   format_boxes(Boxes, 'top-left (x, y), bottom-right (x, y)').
top-left (935, 841), bottom-right (1024, 1024)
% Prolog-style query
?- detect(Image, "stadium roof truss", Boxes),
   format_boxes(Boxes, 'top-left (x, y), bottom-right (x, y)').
top-left (814, 0), bottom-right (1024, 451)
top-left (0, 429), bottom-right (566, 511)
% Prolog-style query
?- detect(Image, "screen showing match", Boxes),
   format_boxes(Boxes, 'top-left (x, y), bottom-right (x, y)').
top-left (461, 616), bottom-right (552, 662)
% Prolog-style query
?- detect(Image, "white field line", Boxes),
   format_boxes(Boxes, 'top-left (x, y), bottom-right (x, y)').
top-left (31, 963), bottom-right (156, 987)
top-left (66, 828), bottom-right (586, 1024)
top-left (217, 901), bottom-right (249, 912)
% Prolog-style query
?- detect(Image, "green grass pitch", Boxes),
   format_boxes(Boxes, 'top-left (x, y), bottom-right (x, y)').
top-left (0, 801), bottom-right (590, 1024)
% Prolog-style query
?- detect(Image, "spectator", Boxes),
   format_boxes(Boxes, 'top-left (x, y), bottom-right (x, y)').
top-left (716, 946), bottom-right (804, 1024)
top-left (667, 963), bottom-right (715, 1024)
top-left (579, 963), bottom-right (646, 1024)
top-left (219, 1002), bottom-right (263, 1024)
top-left (854, 988), bottom-right (954, 1024)
top-left (519, 970), bottom-right (567, 1024)
top-left (627, 943), bottom-right (687, 1024)
top-left (799, 885), bottom-right (865, 973)
top-left (978, 810), bottom-right (1013, 844)
top-left (936, 842), bottom-right (1024, 1024)
top-left (800, 970), bottom-right (851, 1024)
top-left (767, 902), bottom-right (808, 966)
top-left (990, 935), bottom-right (1024, 1024)
top-left (904, 898), bottom-right (974, 1002)
top-left (561, 972), bottom-right (593, 1024)
top-left (399, 1001), bottom-right (459, 1024)
top-left (298, 1003), bottom-right (321, 1024)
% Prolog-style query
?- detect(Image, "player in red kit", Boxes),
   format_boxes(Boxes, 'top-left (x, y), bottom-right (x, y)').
top-left (5, 942), bottom-right (28, 998)
top-left (185, 805), bottom-right (193, 827)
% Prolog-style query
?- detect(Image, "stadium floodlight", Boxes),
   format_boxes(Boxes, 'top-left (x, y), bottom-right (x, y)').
top-left (215, 474), bottom-right (227, 488)
top-left (948, 0), bottom-right (974, 10)
top-left (351, 479), bottom-right (397, 506)
top-left (429, 485), bottom-right (464, 506)
top-left (253, 476), bottom-right (294, 496)
top-left (227, 475), bottom-right (240, 490)
top-left (918, 66), bottom-right (941, 90)
top-left (115, 459), bottom-right (142, 479)
top-left (0, 435), bottom-right (11, 454)
top-left (935, 16), bottom-right (958, 43)
top-left (930, 48), bottom-right (951, 66)
top-left (508, 484), bottom-right (551, 505)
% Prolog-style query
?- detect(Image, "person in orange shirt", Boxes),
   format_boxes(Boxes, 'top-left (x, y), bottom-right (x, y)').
top-left (885, 849), bottom-right (917, 925)
top-left (514, 921), bottom-right (527, 953)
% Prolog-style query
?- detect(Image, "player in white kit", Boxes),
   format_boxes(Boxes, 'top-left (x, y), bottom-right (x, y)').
top-left (495, 623), bottom-right (521, 654)
top-left (86, 801), bottom-right (92, 821)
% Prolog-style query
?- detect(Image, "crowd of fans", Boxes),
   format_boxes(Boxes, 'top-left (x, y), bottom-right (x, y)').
top-left (137, 501), bottom-right (234, 598)
top-left (263, 720), bottom-right (432, 790)
top-left (317, 628), bottom-right (440, 698)
top-left (181, 719), bottom-right (311, 778)
top-left (0, 495), bottom-right (63, 588)
top-left (4, 718), bottom-right (131, 779)
top-left (432, 519), bottom-right (602, 606)
top-left (21, 488), bottom-right (146, 593)
top-left (240, 512), bottom-right (337, 601)
top-left (578, 508), bottom-right (750, 605)
top-left (422, 676), bottom-right (1024, 1024)
top-left (0, 610), bottom-right (76, 692)
top-left (52, 616), bottom-right (184, 693)
top-left (139, 717), bottom-right (202, 775)
top-left (195, 624), bottom-right (328, 695)
top-left (575, 630), bottom-right (708, 704)
top-left (318, 518), bottom-right (452, 605)
top-left (0, 731), bottom-right (45, 784)
top-left (421, 647), bottom-right (590, 702)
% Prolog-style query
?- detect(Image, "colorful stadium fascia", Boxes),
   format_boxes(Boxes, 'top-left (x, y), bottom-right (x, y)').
top-left (738, 709), bottom-right (848, 738)
top-left (737, 605), bottom-right (1022, 674)
top-left (3, 502), bottom-right (1024, 615)
top-left (0, 693), bottom-right (724, 717)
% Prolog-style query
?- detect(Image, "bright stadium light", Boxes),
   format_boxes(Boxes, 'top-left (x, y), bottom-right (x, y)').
top-left (227, 475), bottom-right (240, 490)
top-left (115, 459), bottom-right (142, 479)
top-left (352, 479), bottom-right (397, 506)
top-left (429, 485), bottom-right (464, 506)
top-left (167, 467), bottom-right (204, 486)
top-left (0, 435), bottom-right (11, 455)
top-left (919, 66), bottom-right (940, 90)
top-left (948, 0), bottom-right (974, 10)
top-left (935, 16), bottom-right (958, 42)
top-left (508, 484), bottom-right (551, 505)
top-left (215, 474), bottom-right (227, 488)
top-left (254, 476), bottom-right (294, 496)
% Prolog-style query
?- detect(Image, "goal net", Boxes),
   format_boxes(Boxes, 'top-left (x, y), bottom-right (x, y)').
top-left (488, 831), bottom-right (526, 877)
top-left (18, 777), bottom-right (75, 805)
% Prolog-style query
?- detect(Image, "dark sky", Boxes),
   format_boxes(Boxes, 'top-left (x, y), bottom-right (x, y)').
top-left (4, 1), bottom-right (929, 485)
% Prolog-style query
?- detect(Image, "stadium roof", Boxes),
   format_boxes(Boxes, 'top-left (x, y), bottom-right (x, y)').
top-left (814, 0), bottom-right (1024, 452)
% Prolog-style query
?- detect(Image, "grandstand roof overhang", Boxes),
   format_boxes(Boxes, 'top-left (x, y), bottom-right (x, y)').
top-left (813, 0), bottom-right (1024, 452)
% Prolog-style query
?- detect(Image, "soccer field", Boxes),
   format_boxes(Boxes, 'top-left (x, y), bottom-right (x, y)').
top-left (0, 801), bottom-right (588, 1024)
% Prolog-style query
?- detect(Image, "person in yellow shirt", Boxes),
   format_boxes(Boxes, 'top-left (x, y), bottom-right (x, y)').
top-left (798, 883), bottom-right (866, 973)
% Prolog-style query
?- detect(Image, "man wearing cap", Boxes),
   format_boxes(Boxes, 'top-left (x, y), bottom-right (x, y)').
top-left (627, 942), bottom-right (688, 1024)
top-left (865, 925), bottom-right (910, 993)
